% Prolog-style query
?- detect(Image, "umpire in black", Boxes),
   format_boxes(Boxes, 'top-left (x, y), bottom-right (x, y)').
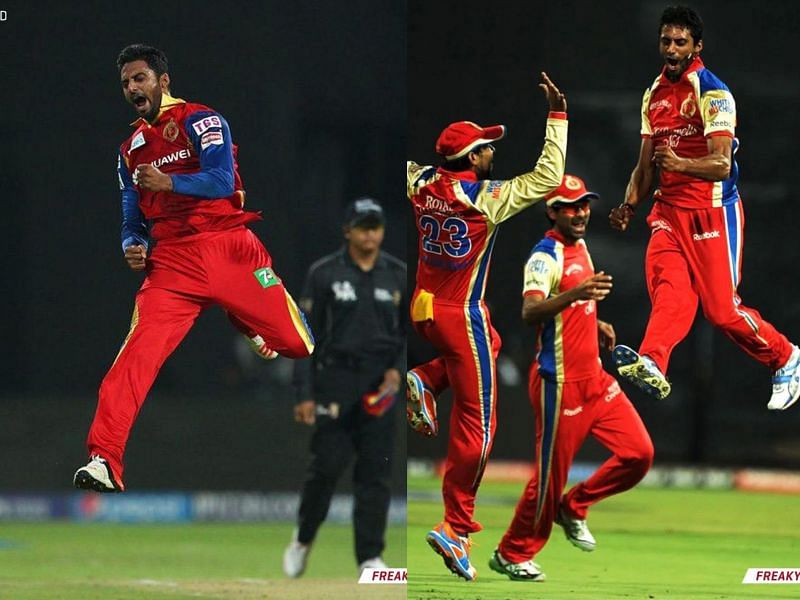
top-left (283, 197), bottom-right (406, 577)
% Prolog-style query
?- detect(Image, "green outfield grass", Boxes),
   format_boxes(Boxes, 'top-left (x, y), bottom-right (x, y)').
top-left (0, 522), bottom-right (406, 599)
top-left (408, 475), bottom-right (800, 599)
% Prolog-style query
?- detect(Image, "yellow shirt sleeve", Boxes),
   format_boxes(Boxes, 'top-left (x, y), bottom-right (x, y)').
top-left (523, 251), bottom-right (560, 297)
top-left (471, 116), bottom-right (568, 224)
top-left (640, 86), bottom-right (653, 137)
top-left (407, 161), bottom-right (433, 199)
top-left (700, 90), bottom-right (736, 137)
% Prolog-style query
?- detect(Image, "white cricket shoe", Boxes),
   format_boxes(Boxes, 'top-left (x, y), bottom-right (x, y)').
top-left (488, 548), bottom-right (546, 582)
top-left (245, 334), bottom-right (279, 360)
top-left (555, 506), bottom-right (596, 552)
top-left (73, 455), bottom-right (122, 492)
top-left (283, 531), bottom-right (311, 578)
top-left (768, 345), bottom-right (800, 410)
top-left (359, 557), bottom-right (388, 575)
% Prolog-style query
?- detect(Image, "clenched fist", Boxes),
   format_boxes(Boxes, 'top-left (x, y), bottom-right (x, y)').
top-left (134, 163), bottom-right (173, 192)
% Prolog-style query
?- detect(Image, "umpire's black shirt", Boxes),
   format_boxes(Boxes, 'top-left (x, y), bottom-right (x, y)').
top-left (293, 247), bottom-right (407, 403)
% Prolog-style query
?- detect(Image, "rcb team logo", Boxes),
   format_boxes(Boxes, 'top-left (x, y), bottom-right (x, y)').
top-left (162, 119), bottom-right (179, 142)
top-left (680, 95), bottom-right (697, 119)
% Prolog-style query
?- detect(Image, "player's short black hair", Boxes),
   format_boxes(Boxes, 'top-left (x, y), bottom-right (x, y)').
top-left (116, 44), bottom-right (169, 76)
top-left (659, 5), bottom-right (704, 43)
top-left (441, 156), bottom-right (472, 171)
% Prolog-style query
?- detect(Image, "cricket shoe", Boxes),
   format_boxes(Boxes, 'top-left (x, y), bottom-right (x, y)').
top-left (426, 522), bottom-right (476, 581)
top-left (768, 345), bottom-right (800, 410)
top-left (282, 530), bottom-right (311, 578)
top-left (406, 369), bottom-right (438, 437)
top-left (358, 556), bottom-right (388, 576)
top-left (488, 548), bottom-right (546, 582)
top-left (613, 345), bottom-right (671, 400)
top-left (555, 506), bottom-right (596, 552)
top-left (73, 455), bottom-right (123, 492)
top-left (245, 334), bottom-right (278, 360)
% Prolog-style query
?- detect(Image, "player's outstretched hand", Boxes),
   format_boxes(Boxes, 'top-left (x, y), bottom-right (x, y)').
top-left (294, 400), bottom-right (316, 426)
top-left (124, 244), bottom-right (147, 272)
top-left (609, 203), bottom-right (635, 232)
top-left (539, 72), bottom-right (567, 112)
top-left (573, 272), bottom-right (613, 302)
top-left (135, 163), bottom-right (173, 192)
top-left (597, 319), bottom-right (616, 351)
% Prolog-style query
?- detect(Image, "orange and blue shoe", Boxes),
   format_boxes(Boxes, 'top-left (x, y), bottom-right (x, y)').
top-left (425, 521), bottom-right (476, 581)
top-left (406, 370), bottom-right (438, 437)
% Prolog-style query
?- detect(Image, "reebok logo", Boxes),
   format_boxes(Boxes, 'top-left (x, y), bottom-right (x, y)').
top-left (563, 407), bottom-right (583, 417)
top-left (692, 230), bottom-right (720, 242)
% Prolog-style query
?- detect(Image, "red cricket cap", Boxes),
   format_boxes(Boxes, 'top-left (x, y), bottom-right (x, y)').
top-left (545, 174), bottom-right (600, 207)
top-left (435, 121), bottom-right (506, 161)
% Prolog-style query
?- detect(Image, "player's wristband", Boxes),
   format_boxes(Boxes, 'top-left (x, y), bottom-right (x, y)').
top-left (548, 111), bottom-right (567, 120)
top-left (621, 202), bottom-right (636, 214)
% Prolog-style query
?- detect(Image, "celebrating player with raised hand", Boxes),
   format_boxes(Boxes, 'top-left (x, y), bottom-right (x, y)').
top-left (406, 72), bottom-right (567, 580)
top-left (609, 5), bottom-right (800, 409)
top-left (489, 175), bottom-right (653, 582)
top-left (73, 44), bottom-right (314, 493)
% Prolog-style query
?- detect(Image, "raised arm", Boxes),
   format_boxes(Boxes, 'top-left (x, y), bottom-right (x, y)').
top-left (472, 72), bottom-right (568, 224)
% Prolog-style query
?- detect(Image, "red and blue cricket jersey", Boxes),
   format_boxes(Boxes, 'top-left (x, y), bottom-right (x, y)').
top-left (404, 115), bottom-right (567, 533)
top-left (524, 230), bottom-right (601, 382)
top-left (641, 57), bottom-right (738, 209)
top-left (117, 93), bottom-right (259, 247)
top-left (406, 114), bottom-right (568, 311)
top-left (89, 94), bottom-right (315, 489)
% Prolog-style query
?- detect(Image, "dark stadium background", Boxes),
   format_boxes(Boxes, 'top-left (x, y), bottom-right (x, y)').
top-left (0, 1), bottom-right (406, 494)
top-left (408, 0), bottom-right (800, 469)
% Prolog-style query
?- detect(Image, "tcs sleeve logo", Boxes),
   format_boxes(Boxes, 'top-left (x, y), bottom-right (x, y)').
top-left (192, 115), bottom-right (222, 136)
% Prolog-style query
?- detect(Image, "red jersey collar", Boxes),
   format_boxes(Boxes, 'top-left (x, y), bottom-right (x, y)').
top-left (658, 55), bottom-right (704, 85)
top-left (546, 228), bottom-right (583, 246)
top-left (129, 93), bottom-right (186, 127)
top-left (436, 166), bottom-right (478, 181)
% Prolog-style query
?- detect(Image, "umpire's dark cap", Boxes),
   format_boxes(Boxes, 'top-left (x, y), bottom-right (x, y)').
top-left (344, 197), bottom-right (385, 228)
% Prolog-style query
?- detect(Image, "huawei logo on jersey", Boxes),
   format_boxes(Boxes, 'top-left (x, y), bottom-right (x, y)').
top-left (151, 148), bottom-right (191, 169)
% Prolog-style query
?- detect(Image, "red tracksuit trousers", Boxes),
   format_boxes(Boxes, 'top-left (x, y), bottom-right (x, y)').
top-left (86, 227), bottom-right (314, 488)
top-left (411, 300), bottom-right (500, 534)
top-left (498, 369), bottom-right (653, 563)
top-left (640, 201), bottom-right (792, 374)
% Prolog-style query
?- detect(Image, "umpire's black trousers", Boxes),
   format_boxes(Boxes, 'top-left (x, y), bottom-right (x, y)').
top-left (297, 363), bottom-right (396, 564)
